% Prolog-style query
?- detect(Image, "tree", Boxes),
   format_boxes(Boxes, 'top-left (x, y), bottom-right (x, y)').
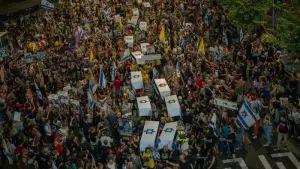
top-left (268, 1), bottom-right (300, 52)
top-left (221, 0), bottom-right (273, 34)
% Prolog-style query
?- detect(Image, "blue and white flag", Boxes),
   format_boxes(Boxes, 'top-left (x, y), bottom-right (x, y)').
top-left (35, 82), bottom-right (43, 100)
top-left (111, 62), bottom-right (117, 81)
top-left (240, 29), bottom-right (244, 43)
top-left (2, 138), bottom-right (13, 165)
top-left (209, 113), bottom-right (217, 136)
top-left (215, 45), bottom-right (222, 60)
top-left (120, 49), bottom-right (131, 63)
top-left (87, 92), bottom-right (94, 110)
top-left (179, 40), bottom-right (185, 48)
top-left (153, 67), bottom-right (159, 79)
top-left (204, 13), bottom-right (209, 27)
top-left (40, 0), bottom-right (55, 10)
top-left (99, 67), bottom-right (106, 88)
top-left (237, 102), bottom-right (256, 129)
top-left (223, 29), bottom-right (228, 48)
top-left (176, 61), bottom-right (180, 77)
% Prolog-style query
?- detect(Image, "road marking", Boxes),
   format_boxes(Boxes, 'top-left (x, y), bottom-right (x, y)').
top-left (258, 155), bottom-right (272, 169)
top-left (222, 158), bottom-right (248, 169)
top-left (276, 162), bottom-right (286, 169)
top-left (271, 152), bottom-right (300, 169)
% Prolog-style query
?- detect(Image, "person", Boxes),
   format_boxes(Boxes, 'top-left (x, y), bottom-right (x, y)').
top-left (252, 107), bottom-right (260, 139)
top-left (275, 116), bottom-right (289, 151)
top-left (263, 112), bottom-right (273, 146)
top-left (203, 149), bottom-right (217, 169)
top-left (165, 155), bottom-right (193, 169)
top-left (227, 126), bottom-right (236, 161)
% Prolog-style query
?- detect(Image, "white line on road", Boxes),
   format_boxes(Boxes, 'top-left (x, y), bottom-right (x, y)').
top-left (222, 158), bottom-right (248, 169)
top-left (276, 162), bottom-right (286, 169)
top-left (258, 155), bottom-right (272, 169)
top-left (271, 152), bottom-right (300, 169)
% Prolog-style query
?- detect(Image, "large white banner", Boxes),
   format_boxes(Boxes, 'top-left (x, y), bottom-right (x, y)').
top-left (214, 98), bottom-right (238, 110)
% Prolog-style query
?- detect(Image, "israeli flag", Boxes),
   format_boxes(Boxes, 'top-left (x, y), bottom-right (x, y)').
top-left (111, 62), bottom-right (117, 81)
top-left (176, 61), bottom-right (180, 77)
top-left (120, 49), bottom-right (132, 63)
top-left (237, 102), bottom-right (256, 129)
top-left (99, 67), bottom-right (106, 88)
top-left (87, 92), bottom-right (94, 110)
top-left (223, 29), bottom-right (228, 48)
top-left (179, 40), bottom-right (184, 47)
top-left (215, 45), bottom-right (222, 60)
top-left (153, 67), bottom-right (159, 79)
top-left (204, 13), bottom-right (209, 27)
top-left (40, 0), bottom-right (55, 10)
top-left (240, 29), bottom-right (244, 43)
top-left (209, 113), bottom-right (217, 136)
top-left (140, 121), bottom-right (160, 151)
top-left (35, 82), bottom-right (43, 100)
top-left (2, 138), bottom-right (13, 165)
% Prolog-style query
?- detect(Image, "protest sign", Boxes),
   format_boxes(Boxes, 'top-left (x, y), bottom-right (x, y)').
top-left (118, 118), bottom-right (133, 136)
top-left (24, 53), bottom-right (34, 63)
top-left (280, 97), bottom-right (289, 108)
top-left (57, 91), bottom-right (69, 113)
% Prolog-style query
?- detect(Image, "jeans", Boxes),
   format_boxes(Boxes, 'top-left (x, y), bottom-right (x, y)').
top-left (264, 126), bottom-right (273, 145)
top-left (236, 130), bottom-right (245, 147)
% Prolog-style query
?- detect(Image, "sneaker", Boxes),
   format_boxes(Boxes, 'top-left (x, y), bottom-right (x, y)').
top-left (263, 144), bottom-right (270, 147)
top-left (253, 136), bottom-right (257, 139)
top-left (274, 148), bottom-right (279, 151)
top-left (283, 147), bottom-right (288, 150)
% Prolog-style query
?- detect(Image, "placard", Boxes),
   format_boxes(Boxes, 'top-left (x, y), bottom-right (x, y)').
top-left (280, 97), bottom-right (289, 108)
top-left (124, 36), bottom-right (134, 48)
top-left (131, 51), bottom-right (143, 59)
top-left (146, 45), bottom-right (155, 54)
top-left (140, 43), bottom-right (150, 53)
top-left (139, 21), bottom-right (147, 31)
top-left (132, 8), bottom-right (139, 16)
top-left (70, 99), bottom-right (80, 114)
top-left (13, 112), bottom-right (21, 121)
top-left (24, 53), bottom-right (34, 63)
top-left (58, 91), bottom-right (69, 113)
top-left (114, 15), bottom-right (121, 22)
top-left (118, 118), bottom-right (133, 136)
top-left (214, 98), bottom-right (238, 110)
top-left (143, 2), bottom-right (151, 8)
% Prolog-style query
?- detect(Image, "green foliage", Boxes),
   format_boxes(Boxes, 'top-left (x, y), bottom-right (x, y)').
top-left (221, 0), bottom-right (273, 33)
top-left (271, 1), bottom-right (300, 52)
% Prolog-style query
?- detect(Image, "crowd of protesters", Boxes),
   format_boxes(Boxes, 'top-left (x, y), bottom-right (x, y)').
top-left (0, 0), bottom-right (299, 169)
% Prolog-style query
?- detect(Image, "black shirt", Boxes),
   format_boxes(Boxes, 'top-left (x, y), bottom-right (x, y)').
top-left (159, 149), bottom-right (171, 161)
top-left (179, 161), bottom-right (191, 169)
top-left (228, 133), bottom-right (236, 144)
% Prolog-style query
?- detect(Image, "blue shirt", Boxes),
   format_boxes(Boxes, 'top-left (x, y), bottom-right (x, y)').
top-left (222, 125), bottom-right (230, 138)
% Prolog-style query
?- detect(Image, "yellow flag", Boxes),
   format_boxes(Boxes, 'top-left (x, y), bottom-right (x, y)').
top-left (89, 50), bottom-right (94, 62)
top-left (119, 20), bottom-right (123, 31)
top-left (159, 26), bottom-right (166, 44)
top-left (199, 39), bottom-right (205, 57)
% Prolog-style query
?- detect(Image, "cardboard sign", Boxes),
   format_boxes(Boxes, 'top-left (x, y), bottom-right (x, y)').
top-left (124, 36), bottom-right (134, 48)
top-left (132, 8), bottom-right (139, 16)
top-left (114, 15), bottom-right (121, 22)
top-left (13, 112), bottom-right (21, 121)
top-left (143, 2), bottom-right (151, 8)
top-left (131, 51), bottom-right (143, 59)
top-left (140, 43), bottom-right (150, 53)
top-left (139, 21), bottom-right (147, 31)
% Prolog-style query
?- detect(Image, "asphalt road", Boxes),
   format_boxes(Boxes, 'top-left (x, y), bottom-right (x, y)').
top-left (217, 133), bottom-right (300, 169)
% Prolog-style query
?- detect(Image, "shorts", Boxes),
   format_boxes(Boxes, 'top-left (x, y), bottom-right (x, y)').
top-left (115, 90), bottom-right (121, 96)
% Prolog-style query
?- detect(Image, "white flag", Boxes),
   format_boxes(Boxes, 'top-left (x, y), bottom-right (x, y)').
top-left (40, 0), bottom-right (55, 10)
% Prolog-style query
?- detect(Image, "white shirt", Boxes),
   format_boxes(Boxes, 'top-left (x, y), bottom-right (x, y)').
top-left (100, 136), bottom-right (113, 147)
